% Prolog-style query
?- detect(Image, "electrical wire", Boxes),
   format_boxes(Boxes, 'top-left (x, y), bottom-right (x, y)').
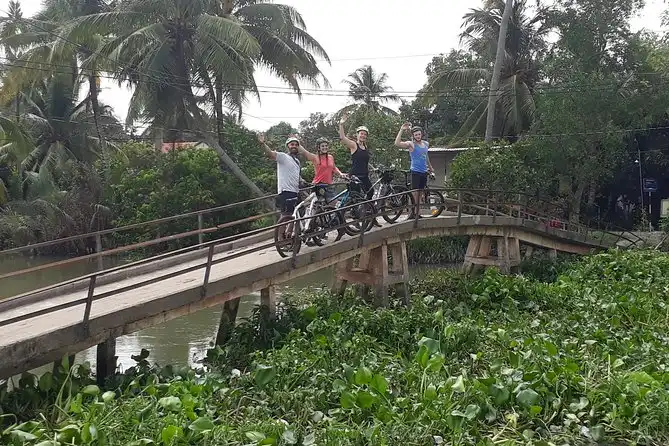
top-left (1, 57), bottom-right (657, 99)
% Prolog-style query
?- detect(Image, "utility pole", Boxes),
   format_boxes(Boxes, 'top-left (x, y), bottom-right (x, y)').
top-left (485, 0), bottom-right (514, 142)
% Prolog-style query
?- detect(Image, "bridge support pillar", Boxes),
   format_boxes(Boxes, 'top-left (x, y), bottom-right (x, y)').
top-left (260, 286), bottom-right (276, 320)
top-left (215, 298), bottom-right (241, 345)
top-left (96, 337), bottom-right (117, 386)
top-left (332, 241), bottom-right (410, 307)
top-left (463, 235), bottom-right (521, 274)
top-left (549, 248), bottom-right (557, 259)
top-left (524, 246), bottom-right (534, 259)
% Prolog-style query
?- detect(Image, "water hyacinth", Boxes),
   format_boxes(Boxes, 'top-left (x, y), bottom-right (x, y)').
top-left (2, 250), bottom-right (669, 444)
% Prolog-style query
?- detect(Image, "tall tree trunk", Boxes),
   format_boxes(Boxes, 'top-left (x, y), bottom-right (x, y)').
top-left (88, 73), bottom-right (103, 142)
top-left (154, 127), bottom-right (164, 152)
top-left (485, 0), bottom-right (513, 142)
top-left (587, 179), bottom-right (596, 207)
top-left (201, 135), bottom-right (270, 206)
top-left (199, 78), bottom-right (267, 205)
top-left (215, 77), bottom-right (225, 148)
top-left (570, 179), bottom-right (587, 223)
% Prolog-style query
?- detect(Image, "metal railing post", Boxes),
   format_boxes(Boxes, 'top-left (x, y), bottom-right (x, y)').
top-left (95, 233), bottom-right (103, 271)
top-left (201, 244), bottom-right (215, 297)
top-left (522, 195), bottom-right (528, 223)
top-left (457, 191), bottom-right (462, 225)
top-left (82, 275), bottom-right (97, 330)
top-left (414, 189), bottom-right (420, 228)
top-left (358, 200), bottom-right (368, 248)
top-left (492, 192), bottom-right (497, 223)
top-left (291, 219), bottom-right (300, 267)
top-left (198, 213), bottom-right (204, 246)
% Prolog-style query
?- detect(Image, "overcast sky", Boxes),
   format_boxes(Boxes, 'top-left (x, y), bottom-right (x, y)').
top-left (1, 0), bottom-right (666, 131)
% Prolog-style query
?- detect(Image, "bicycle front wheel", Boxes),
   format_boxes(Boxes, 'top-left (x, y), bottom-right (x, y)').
top-left (274, 215), bottom-right (301, 257)
top-left (343, 193), bottom-right (375, 235)
top-left (381, 186), bottom-right (415, 223)
top-left (309, 204), bottom-right (339, 246)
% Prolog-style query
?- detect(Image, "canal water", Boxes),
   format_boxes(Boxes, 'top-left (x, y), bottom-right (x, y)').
top-left (1, 255), bottom-right (444, 374)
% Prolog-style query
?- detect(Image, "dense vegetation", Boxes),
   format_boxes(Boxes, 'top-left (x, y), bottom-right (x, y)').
top-left (2, 0), bottom-right (669, 252)
top-left (2, 250), bottom-right (669, 444)
top-left (401, 0), bottom-right (669, 229)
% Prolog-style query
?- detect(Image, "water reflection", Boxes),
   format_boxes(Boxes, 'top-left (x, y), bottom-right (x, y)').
top-left (26, 268), bottom-right (335, 376)
top-left (0, 255), bottom-right (124, 299)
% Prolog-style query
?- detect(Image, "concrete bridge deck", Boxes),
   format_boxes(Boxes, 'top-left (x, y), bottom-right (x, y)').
top-left (0, 213), bottom-right (615, 379)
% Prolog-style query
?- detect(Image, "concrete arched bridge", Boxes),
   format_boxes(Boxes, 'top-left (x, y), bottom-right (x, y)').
top-left (0, 187), bottom-right (642, 380)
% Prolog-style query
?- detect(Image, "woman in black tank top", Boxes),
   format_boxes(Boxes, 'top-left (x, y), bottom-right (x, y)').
top-left (338, 113), bottom-right (373, 198)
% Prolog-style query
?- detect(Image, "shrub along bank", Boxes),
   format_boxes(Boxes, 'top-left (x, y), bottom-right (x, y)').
top-left (1, 250), bottom-right (669, 445)
top-left (406, 236), bottom-right (468, 265)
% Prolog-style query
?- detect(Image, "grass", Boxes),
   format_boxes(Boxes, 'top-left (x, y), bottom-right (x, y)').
top-left (2, 250), bottom-right (669, 445)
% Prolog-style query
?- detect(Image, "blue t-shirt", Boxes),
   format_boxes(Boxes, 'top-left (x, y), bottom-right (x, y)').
top-left (410, 141), bottom-right (429, 173)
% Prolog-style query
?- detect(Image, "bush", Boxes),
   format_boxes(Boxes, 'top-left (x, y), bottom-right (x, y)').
top-left (4, 251), bottom-right (669, 444)
top-left (407, 236), bottom-right (468, 264)
top-left (104, 143), bottom-right (259, 254)
top-left (0, 162), bottom-right (105, 253)
top-left (518, 251), bottom-right (576, 282)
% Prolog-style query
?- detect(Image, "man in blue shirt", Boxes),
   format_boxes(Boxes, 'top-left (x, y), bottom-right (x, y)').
top-left (394, 122), bottom-right (434, 217)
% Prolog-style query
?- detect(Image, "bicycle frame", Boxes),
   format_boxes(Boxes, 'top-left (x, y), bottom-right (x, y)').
top-left (370, 167), bottom-right (397, 200)
top-left (292, 191), bottom-right (319, 234)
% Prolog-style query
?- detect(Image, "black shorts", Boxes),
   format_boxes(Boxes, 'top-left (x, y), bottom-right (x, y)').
top-left (411, 171), bottom-right (428, 190)
top-left (354, 175), bottom-right (374, 199)
top-left (276, 191), bottom-right (298, 214)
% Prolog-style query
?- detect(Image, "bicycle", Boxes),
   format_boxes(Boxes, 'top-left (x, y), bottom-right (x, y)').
top-left (369, 165), bottom-right (416, 223)
top-left (330, 175), bottom-right (377, 236)
top-left (274, 184), bottom-right (345, 257)
top-left (396, 170), bottom-right (445, 218)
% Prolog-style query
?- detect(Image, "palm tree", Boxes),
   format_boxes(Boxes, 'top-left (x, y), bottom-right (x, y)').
top-left (58, 0), bottom-right (330, 199)
top-left (339, 65), bottom-right (400, 116)
top-left (0, 0), bottom-right (110, 142)
top-left (14, 73), bottom-right (123, 187)
top-left (0, 115), bottom-right (33, 205)
top-left (420, 0), bottom-right (552, 142)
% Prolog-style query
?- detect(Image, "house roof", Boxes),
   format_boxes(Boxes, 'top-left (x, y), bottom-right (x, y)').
top-left (399, 146), bottom-right (479, 153)
top-left (400, 145), bottom-right (508, 153)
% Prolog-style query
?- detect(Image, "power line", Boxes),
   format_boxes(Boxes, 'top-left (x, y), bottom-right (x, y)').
top-left (11, 114), bottom-right (669, 145)
top-left (5, 12), bottom-right (669, 142)
top-left (1, 58), bottom-right (658, 102)
top-left (7, 13), bottom-right (669, 100)
top-left (319, 53), bottom-right (445, 63)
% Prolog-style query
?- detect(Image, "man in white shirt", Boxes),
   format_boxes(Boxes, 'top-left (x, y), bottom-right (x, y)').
top-left (258, 133), bottom-right (301, 215)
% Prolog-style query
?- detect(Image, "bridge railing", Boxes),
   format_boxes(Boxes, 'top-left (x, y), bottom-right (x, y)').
top-left (0, 187), bottom-right (644, 332)
top-left (0, 188), bottom-right (418, 327)
top-left (0, 186), bottom-right (643, 288)
top-left (441, 189), bottom-right (644, 247)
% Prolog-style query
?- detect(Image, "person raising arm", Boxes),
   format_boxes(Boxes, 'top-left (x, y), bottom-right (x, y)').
top-left (338, 113), bottom-right (373, 199)
top-left (258, 132), bottom-right (302, 216)
top-left (395, 122), bottom-right (434, 218)
top-left (296, 136), bottom-right (345, 202)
